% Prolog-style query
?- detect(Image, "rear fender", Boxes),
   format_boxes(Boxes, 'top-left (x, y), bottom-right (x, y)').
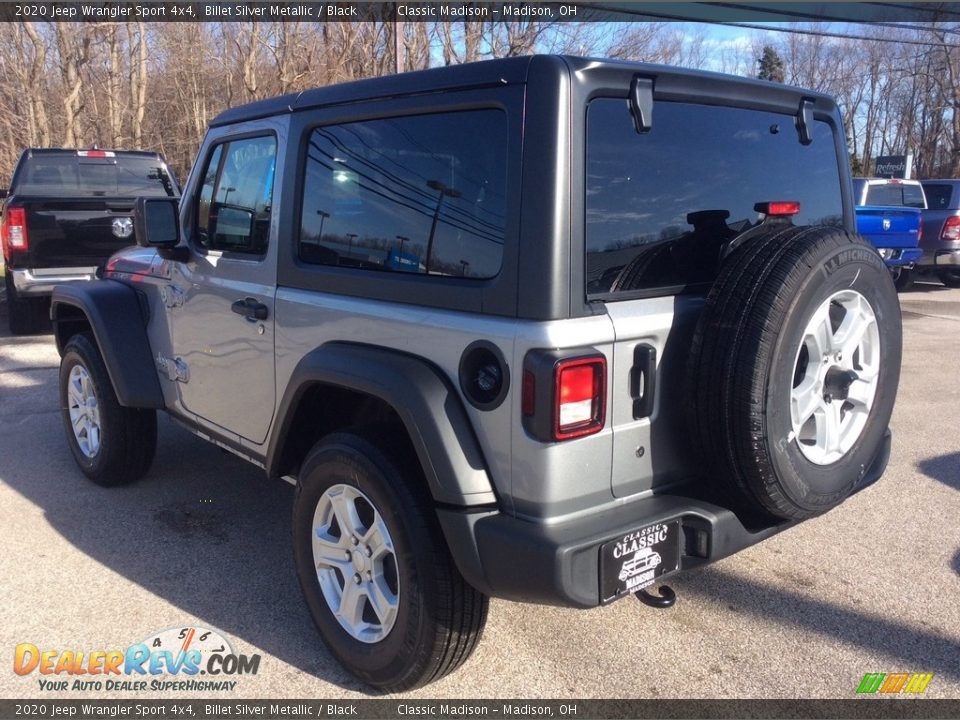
top-left (267, 343), bottom-right (497, 507)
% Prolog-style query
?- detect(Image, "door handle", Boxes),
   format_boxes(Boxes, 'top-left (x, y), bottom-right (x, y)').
top-left (631, 344), bottom-right (657, 419)
top-left (231, 297), bottom-right (268, 321)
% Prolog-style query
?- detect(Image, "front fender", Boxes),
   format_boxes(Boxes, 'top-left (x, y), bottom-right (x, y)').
top-left (267, 343), bottom-right (497, 507)
top-left (51, 280), bottom-right (164, 409)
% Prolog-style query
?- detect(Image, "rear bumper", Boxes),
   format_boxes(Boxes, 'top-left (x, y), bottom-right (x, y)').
top-left (11, 267), bottom-right (99, 296)
top-left (917, 248), bottom-right (960, 268)
top-left (880, 248), bottom-right (922, 267)
top-left (440, 429), bottom-right (891, 608)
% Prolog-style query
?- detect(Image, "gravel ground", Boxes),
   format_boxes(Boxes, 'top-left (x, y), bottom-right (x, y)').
top-left (0, 276), bottom-right (957, 701)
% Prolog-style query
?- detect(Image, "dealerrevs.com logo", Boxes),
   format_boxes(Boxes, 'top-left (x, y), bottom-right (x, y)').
top-left (13, 626), bottom-right (261, 692)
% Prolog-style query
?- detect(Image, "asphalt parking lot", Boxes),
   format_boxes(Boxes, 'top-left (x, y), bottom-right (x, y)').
top-left (0, 275), bottom-right (958, 701)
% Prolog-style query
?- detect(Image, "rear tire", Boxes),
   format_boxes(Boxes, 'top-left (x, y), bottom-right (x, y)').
top-left (688, 226), bottom-right (901, 520)
top-left (292, 430), bottom-right (488, 691)
top-left (939, 269), bottom-right (960, 288)
top-left (892, 267), bottom-right (914, 292)
top-left (59, 333), bottom-right (157, 486)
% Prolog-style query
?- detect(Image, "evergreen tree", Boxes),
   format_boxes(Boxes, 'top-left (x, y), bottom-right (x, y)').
top-left (757, 46), bottom-right (785, 83)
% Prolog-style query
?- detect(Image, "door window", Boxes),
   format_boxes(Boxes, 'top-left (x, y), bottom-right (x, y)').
top-left (196, 136), bottom-right (276, 255)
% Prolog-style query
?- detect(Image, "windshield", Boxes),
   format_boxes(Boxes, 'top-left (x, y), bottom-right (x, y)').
top-left (15, 155), bottom-right (179, 197)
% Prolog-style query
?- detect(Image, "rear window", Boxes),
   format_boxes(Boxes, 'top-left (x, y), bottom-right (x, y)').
top-left (922, 183), bottom-right (954, 211)
top-left (15, 155), bottom-right (178, 197)
top-left (864, 183), bottom-right (926, 209)
top-left (586, 99), bottom-right (843, 297)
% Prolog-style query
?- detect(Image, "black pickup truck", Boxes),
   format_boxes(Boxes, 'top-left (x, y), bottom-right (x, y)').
top-left (1, 148), bottom-right (179, 334)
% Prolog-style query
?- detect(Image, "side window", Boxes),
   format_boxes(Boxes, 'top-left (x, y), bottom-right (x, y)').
top-left (195, 136), bottom-right (276, 255)
top-left (298, 109), bottom-right (507, 279)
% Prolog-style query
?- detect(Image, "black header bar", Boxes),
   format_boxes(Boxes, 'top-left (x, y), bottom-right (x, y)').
top-left (0, 2), bottom-right (957, 23)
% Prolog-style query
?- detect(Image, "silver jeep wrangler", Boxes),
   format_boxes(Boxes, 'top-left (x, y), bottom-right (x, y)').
top-left (51, 56), bottom-right (900, 691)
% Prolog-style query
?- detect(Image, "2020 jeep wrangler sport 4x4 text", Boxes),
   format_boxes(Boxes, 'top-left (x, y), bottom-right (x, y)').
top-left (51, 56), bottom-right (900, 691)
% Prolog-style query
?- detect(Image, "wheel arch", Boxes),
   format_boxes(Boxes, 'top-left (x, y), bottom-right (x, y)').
top-left (51, 280), bottom-right (164, 410)
top-left (266, 343), bottom-right (497, 507)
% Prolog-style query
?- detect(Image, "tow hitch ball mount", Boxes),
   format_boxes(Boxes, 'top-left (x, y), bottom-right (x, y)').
top-left (634, 584), bottom-right (677, 609)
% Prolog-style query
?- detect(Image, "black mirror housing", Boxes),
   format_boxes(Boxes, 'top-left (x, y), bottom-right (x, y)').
top-left (133, 196), bottom-right (180, 248)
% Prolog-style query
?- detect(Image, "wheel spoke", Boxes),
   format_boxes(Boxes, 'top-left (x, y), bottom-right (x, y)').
top-left (806, 305), bottom-right (834, 358)
top-left (365, 576), bottom-right (398, 627)
top-left (313, 533), bottom-right (350, 571)
top-left (337, 578), bottom-right (366, 629)
top-left (329, 489), bottom-right (363, 540)
top-left (815, 402), bottom-right (843, 456)
top-left (71, 412), bottom-right (87, 434)
top-left (835, 303), bottom-right (874, 363)
top-left (87, 424), bottom-right (101, 454)
top-left (846, 379), bottom-right (874, 408)
top-left (791, 378), bottom-right (821, 432)
top-left (362, 514), bottom-right (394, 561)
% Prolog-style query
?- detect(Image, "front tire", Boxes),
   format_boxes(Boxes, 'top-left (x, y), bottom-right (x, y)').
top-left (59, 333), bottom-right (157, 486)
top-left (292, 430), bottom-right (488, 692)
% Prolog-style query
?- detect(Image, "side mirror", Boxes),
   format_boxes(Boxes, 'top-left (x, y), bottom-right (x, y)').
top-left (0, 188), bottom-right (8, 200)
top-left (133, 196), bottom-right (180, 248)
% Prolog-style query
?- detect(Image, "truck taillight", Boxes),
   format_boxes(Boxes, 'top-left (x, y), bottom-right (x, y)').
top-left (554, 356), bottom-right (606, 440)
top-left (943, 216), bottom-right (960, 242)
top-left (918, 216), bottom-right (923, 243)
top-left (1, 207), bottom-right (27, 260)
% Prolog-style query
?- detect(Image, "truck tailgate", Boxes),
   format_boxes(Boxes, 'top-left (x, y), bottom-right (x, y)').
top-left (855, 206), bottom-right (921, 249)
top-left (16, 197), bottom-right (137, 268)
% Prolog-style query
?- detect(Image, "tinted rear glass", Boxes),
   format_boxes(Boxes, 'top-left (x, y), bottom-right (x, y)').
top-left (298, 109), bottom-right (507, 279)
top-left (922, 183), bottom-right (954, 210)
top-left (586, 99), bottom-right (843, 297)
top-left (15, 155), bottom-right (178, 197)
top-left (864, 183), bottom-right (926, 208)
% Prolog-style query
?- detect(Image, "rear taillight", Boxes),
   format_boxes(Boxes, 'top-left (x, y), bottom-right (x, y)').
top-left (554, 356), bottom-right (606, 440)
top-left (918, 216), bottom-right (923, 243)
top-left (1, 207), bottom-right (27, 261)
top-left (943, 216), bottom-right (960, 242)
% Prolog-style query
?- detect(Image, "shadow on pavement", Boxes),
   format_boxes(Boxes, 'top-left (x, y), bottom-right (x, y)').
top-left (0, 337), bottom-right (372, 694)
top-left (680, 565), bottom-right (960, 680)
top-left (917, 452), bottom-right (960, 491)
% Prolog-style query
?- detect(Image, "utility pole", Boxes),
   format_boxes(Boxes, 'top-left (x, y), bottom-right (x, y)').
top-left (425, 179), bottom-right (461, 273)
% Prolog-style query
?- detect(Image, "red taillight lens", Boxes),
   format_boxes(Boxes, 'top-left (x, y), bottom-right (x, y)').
top-left (754, 201), bottom-right (801, 217)
top-left (943, 216), bottom-right (960, 242)
top-left (918, 216), bottom-right (923, 243)
top-left (554, 356), bottom-right (606, 440)
top-left (1, 207), bottom-right (27, 261)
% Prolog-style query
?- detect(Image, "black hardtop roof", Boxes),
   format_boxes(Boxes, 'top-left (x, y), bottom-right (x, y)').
top-left (211, 54), bottom-right (834, 128)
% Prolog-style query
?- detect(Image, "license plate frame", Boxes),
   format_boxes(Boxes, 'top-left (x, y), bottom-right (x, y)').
top-left (600, 520), bottom-right (682, 603)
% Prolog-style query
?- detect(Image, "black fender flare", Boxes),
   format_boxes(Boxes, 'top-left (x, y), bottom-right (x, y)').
top-left (51, 280), bottom-right (164, 409)
top-left (266, 343), bottom-right (497, 507)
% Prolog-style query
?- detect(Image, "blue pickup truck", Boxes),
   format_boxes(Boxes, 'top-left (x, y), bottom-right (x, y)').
top-left (853, 177), bottom-right (926, 289)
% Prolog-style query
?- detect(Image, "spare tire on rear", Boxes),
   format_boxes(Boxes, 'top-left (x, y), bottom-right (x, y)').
top-left (687, 225), bottom-right (901, 520)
